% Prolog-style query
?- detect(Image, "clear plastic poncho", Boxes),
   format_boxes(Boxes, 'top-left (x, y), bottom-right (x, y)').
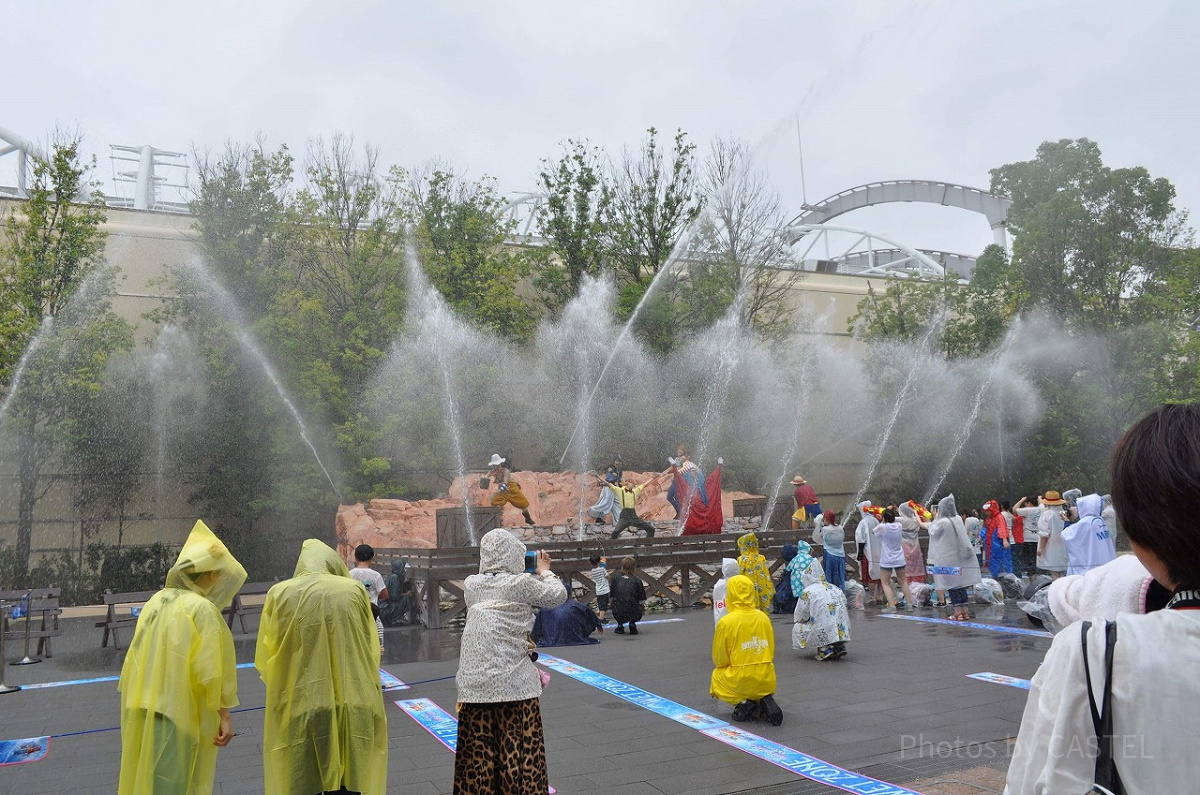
top-left (118, 519), bottom-right (247, 795)
top-left (256, 539), bottom-right (387, 795)
top-left (856, 502), bottom-right (881, 580)
top-left (926, 494), bottom-right (981, 591)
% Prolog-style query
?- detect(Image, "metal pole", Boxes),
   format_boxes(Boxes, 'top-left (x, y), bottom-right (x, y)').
top-left (0, 600), bottom-right (21, 693)
top-left (11, 591), bottom-right (41, 666)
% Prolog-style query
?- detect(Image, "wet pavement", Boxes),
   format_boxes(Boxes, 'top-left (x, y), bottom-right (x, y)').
top-left (0, 601), bottom-right (1046, 794)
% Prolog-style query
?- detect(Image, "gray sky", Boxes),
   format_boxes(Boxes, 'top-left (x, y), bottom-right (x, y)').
top-left (4, 1), bottom-right (1198, 257)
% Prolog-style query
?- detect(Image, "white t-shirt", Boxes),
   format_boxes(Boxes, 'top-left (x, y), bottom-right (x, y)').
top-left (872, 522), bottom-right (906, 569)
top-left (349, 566), bottom-right (387, 605)
top-left (1005, 610), bottom-right (1200, 794)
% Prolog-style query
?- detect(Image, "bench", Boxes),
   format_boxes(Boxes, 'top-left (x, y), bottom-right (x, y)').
top-left (96, 589), bottom-right (157, 650)
top-left (1, 588), bottom-right (63, 659)
top-left (224, 580), bottom-right (276, 634)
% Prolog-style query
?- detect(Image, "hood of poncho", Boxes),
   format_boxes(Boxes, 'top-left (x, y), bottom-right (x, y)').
top-left (163, 520), bottom-right (247, 611)
top-left (479, 528), bottom-right (526, 574)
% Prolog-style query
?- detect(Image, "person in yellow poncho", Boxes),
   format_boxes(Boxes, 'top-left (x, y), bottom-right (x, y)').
top-left (736, 532), bottom-right (775, 612)
top-left (256, 539), bottom-right (387, 795)
top-left (117, 519), bottom-right (247, 795)
top-left (711, 574), bottom-right (783, 725)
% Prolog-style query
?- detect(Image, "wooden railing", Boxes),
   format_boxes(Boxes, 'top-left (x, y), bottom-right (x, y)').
top-left (375, 529), bottom-right (852, 629)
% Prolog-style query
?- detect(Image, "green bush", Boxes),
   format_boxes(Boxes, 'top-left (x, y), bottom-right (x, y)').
top-left (0, 541), bottom-right (177, 606)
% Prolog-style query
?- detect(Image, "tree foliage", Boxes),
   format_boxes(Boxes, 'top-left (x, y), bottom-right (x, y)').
top-left (0, 140), bottom-right (133, 578)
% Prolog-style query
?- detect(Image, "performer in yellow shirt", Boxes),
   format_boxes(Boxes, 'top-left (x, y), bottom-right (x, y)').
top-left (594, 470), bottom-right (669, 539)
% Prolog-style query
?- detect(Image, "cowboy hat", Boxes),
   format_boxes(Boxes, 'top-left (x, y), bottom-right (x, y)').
top-left (487, 454), bottom-right (505, 467)
top-left (790, 475), bottom-right (807, 485)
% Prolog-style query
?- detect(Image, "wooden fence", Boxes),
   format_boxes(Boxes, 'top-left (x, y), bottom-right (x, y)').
top-left (375, 529), bottom-right (855, 629)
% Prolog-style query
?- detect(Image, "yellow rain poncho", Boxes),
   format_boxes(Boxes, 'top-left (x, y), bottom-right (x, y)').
top-left (711, 575), bottom-right (777, 706)
top-left (255, 539), bottom-right (387, 795)
top-left (118, 520), bottom-right (247, 795)
top-left (736, 532), bottom-right (775, 612)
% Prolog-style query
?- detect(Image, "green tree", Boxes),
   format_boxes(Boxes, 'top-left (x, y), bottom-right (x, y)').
top-left (411, 167), bottom-right (538, 342)
top-left (533, 141), bottom-right (611, 313)
top-left (0, 140), bottom-right (133, 578)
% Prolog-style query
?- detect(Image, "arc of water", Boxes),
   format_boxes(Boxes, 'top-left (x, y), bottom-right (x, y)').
top-left (840, 308), bottom-right (948, 525)
top-left (184, 259), bottom-right (343, 503)
top-left (921, 321), bottom-right (1022, 505)
top-left (760, 303), bottom-right (835, 529)
top-left (402, 241), bottom-right (480, 543)
top-left (557, 224), bottom-right (703, 466)
top-left (0, 317), bottom-right (54, 428)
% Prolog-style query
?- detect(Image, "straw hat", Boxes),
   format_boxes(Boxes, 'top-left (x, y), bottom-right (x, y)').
top-left (1041, 490), bottom-right (1065, 506)
top-left (790, 475), bottom-right (807, 485)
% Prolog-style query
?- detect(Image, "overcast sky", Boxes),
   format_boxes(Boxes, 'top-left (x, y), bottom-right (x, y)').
top-left (4, 1), bottom-right (1198, 257)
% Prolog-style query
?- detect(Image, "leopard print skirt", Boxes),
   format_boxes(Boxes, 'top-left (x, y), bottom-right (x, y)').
top-left (453, 698), bottom-right (548, 795)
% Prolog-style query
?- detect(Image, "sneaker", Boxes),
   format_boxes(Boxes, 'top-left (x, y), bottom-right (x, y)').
top-left (614, 625), bottom-right (625, 635)
top-left (815, 645), bottom-right (836, 661)
top-left (757, 695), bottom-right (784, 726)
top-left (629, 624), bottom-right (638, 636)
top-left (732, 700), bottom-right (760, 722)
top-left (833, 643), bottom-right (848, 659)
top-left (881, 604), bottom-right (897, 614)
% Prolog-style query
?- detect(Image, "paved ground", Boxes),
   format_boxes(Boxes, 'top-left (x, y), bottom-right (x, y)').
top-left (0, 599), bottom-right (1048, 794)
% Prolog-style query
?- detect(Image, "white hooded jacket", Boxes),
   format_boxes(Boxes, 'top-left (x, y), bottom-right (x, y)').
top-left (712, 557), bottom-right (740, 626)
top-left (456, 529), bottom-right (566, 703)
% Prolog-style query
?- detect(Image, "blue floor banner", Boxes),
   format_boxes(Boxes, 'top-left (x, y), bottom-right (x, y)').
top-left (967, 672), bottom-right (1032, 690)
top-left (878, 613), bottom-right (1052, 637)
top-left (20, 662), bottom-right (404, 691)
top-left (537, 654), bottom-right (724, 729)
top-left (0, 736), bottom-right (49, 766)
top-left (700, 725), bottom-right (924, 795)
top-left (395, 698), bottom-right (458, 751)
top-left (537, 654), bottom-right (924, 795)
top-left (380, 668), bottom-right (408, 691)
top-left (394, 698), bottom-right (557, 793)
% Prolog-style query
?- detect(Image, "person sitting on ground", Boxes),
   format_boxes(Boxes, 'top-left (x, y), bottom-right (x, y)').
top-left (531, 598), bottom-right (604, 646)
top-left (118, 520), bottom-right (247, 795)
top-left (711, 574), bottom-right (784, 726)
top-left (1005, 404), bottom-right (1200, 794)
top-left (1061, 492), bottom-right (1117, 576)
top-left (595, 470), bottom-right (667, 539)
top-left (736, 532), bottom-right (775, 612)
top-left (585, 555), bottom-right (610, 622)
top-left (772, 544), bottom-right (800, 614)
top-left (379, 558), bottom-right (416, 627)
top-left (712, 557), bottom-right (739, 626)
top-left (924, 494), bottom-right (982, 622)
top-left (349, 543), bottom-right (388, 652)
top-left (486, 453), bottom-right (535, 526)
top-left (873, 508), bottom-right (916, 611)
top-left (609, 556), bottom-right (647, 635)
top-left (793, 554), bottom-right (851, 661)
top-left (790, 475), bottom-right (822, 531)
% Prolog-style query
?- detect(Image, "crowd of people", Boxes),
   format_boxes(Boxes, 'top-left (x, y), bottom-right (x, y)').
top-left (112, 404), bottom-right (1197, 794)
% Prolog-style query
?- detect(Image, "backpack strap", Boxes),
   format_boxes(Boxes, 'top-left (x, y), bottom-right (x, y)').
top-left (1081, 620), bottom-right (1124, 795)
